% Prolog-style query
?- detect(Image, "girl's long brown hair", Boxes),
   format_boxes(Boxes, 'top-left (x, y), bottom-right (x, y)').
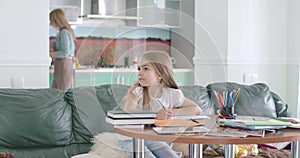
top-left (49, 8), bottom-right (75, 40)
top-left (140, 51), bottom-right (179, 109)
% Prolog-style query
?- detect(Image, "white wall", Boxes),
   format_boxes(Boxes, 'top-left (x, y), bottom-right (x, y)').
top-left (228, 0), bottom-right (288, 103)
top-left (228, 0), bottom-right (287, 64)
top-left (194, 0), bottom-right (228, 85)
top-left (228, 0), bottom-right (300, 117)
top-left (0, 0), bottom-right (50, 88)
top-left (287, 0), bottom-right (300, 117)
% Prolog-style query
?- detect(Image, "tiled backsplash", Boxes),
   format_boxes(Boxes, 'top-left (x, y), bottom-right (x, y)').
top-left (50, 27), bottom-right (171, 67)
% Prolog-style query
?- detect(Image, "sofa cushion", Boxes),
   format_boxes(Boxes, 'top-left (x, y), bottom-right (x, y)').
top-left (180, 86), bottom-right (215, 115)
top-left (65, 85), bottom-right (129, 143)
top-left (65, 86), bottom-right (97, 143)
top-left (94, 84), bottom-right (129, 113)
top-left (0, 88), bottom-right (72, 147)
top-left (0, 143), bottom-right (91, 158)
top-left (206, 82), bottom-right (278, 117)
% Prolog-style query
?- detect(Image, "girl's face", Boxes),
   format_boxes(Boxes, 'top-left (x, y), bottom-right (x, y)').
top-left (137, 62), bottom-right (161, 87)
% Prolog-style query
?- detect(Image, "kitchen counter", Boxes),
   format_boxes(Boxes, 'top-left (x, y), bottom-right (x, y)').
top-left (49, 68), bottom-right (193, 87)
top-left (49, 68), bottom-right (193, 73)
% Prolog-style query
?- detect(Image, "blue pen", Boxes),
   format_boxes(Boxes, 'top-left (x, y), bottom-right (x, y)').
top-left (157, 99), bottom-right (166, 110)
top-left (224, 91), bottom-right (228, 107)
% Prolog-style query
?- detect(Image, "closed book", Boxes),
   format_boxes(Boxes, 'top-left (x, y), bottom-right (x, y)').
top-left (218, 118), bottom-right (291, 130)
top-left (107, 110), bottom-right (156, 119)
top-left (105, 116), bottom-right (154, 125)
top-left (224, 124), bottom-right (286, 130)
top-left (114, 124), bottom-right (145, 129)
top-left (219, 118), bottom-right (292, 126)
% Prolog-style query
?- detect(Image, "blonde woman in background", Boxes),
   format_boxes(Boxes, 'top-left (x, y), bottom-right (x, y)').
top-left (120, 51), bottom-right (202, 158)
top-left (49, 8), bottom-right (76, 91)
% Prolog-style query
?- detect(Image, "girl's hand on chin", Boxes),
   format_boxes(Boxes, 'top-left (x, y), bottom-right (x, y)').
top-left (156, 109), bottom-right (174, 120)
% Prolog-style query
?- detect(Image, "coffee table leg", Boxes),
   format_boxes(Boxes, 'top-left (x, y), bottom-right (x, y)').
top-left (291, 141), bottom-right (300, 158)
top-left (188, 144), bottom-right (203, 158)
top-left (224, 144), bottom-right (235, 158)
top-left (133, 138), bottom-right (144, 158)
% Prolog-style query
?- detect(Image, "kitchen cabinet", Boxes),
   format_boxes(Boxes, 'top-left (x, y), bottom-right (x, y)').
top-left (49, 68), bottom-right (192, 87)
top-left (50, 0), bottom-right (180, 28)
top-left (136, 0), bottom-right (180, 28)
top-left (85, 0), bottom-right (142, 20)
top-left (50, 0), bottom-right (141, 26)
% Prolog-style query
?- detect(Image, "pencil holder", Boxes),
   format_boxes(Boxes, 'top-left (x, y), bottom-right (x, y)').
top-left (214, 89), bottom-right (240, 119)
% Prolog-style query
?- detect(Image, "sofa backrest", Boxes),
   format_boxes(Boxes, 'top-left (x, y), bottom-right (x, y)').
top-left (0, 88), bottom-right (73, 148)
top-left (0, 82), bottom-right (290, 150)
top-left (206, 82), bottom-right (291, 118)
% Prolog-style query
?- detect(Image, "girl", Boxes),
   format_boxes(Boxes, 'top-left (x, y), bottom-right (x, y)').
top-left (49, 8), bottom-right (76, 91)
top-left (120, 51), bottom-right (202, 158)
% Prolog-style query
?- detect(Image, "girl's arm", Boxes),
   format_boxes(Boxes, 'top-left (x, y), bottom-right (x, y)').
top-left (172, 98), bottom-right (202, 116)
top-left (156, 98), bottom-right (202, 120)
top-left (123, 82), bottom-right (140, 112)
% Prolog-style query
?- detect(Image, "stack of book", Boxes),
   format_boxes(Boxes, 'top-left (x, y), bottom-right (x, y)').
top-left (206, 117), bottom-right (293, 138)
top-left (205, 126), bottom-right (266, 138)
top-left (273, 117), bottom-right (300, 128)
top-left (218, 117), bottom-right (293, 130)
top-left (105, 110), bottom-right (156, 125)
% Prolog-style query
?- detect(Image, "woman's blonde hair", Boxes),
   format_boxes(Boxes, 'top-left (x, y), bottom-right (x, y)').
top-left (49, 8), bottom-right (75, 39)
top-left (139, 51), bottom-right (179, 109)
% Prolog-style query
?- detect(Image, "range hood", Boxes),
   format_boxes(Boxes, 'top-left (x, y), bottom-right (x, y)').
top-left (86, 0), bottom-right (141, 20)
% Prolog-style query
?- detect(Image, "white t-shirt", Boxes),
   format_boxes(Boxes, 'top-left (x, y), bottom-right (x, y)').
top-left (132, 86), bottom-right (185, 112)
top-left (119, 86), bottom-right (185, 140)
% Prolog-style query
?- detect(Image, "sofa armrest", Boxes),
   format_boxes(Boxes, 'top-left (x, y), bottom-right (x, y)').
top-left (271, 92), bottom-right (292, 117)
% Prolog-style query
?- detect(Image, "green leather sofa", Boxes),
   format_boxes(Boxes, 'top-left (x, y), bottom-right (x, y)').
top-left (0, 82), bottom-right (290, 158)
